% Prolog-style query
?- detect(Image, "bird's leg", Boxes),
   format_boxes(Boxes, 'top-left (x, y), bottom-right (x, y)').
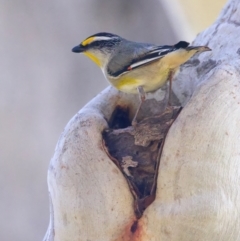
top-left (132, 86), bottom-right (146, 126)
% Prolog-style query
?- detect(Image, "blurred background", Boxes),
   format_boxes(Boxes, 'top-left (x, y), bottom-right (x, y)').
top-left (0, 0), bottom-right (226, 240)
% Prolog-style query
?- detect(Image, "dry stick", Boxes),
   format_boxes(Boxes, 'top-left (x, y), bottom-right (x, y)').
top-left (132, 86), bottom-right (146, 125)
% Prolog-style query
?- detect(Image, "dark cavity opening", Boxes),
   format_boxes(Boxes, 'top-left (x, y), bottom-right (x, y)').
top-left (109, 105), bottom-right (131, 129)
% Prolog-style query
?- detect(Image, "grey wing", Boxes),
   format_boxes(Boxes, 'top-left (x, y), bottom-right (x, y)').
top-left (107, 40), bottom-right (189, 77)
top-left (106, 41), bottom-right (159, 77)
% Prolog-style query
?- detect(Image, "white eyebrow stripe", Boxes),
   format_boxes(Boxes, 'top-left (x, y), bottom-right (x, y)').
top-left (94, 36), bottom-right (116, 41)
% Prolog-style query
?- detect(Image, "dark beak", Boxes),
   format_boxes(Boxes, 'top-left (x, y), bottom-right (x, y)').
top-left (72, 45), bottom-right (84, 53)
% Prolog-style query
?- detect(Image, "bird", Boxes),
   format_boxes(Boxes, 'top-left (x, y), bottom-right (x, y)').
top-left (72, 32), bottom-right (211, 125)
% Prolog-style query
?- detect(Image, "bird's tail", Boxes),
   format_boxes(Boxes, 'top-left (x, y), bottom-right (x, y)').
top-left (186, 46), bottom-right (212, 52)
top-left (174, 41), bottom-right (211, 52)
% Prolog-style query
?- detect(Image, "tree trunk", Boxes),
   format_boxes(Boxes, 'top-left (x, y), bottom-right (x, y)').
top-left (44, 0), bottom-right (240, 240)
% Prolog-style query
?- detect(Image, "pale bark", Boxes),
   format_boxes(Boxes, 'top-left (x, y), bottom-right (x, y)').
top-left (44, 0), bottom-right (240, 240)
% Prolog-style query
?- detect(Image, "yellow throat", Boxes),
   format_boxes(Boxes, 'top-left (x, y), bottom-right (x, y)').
top-left (84, 52), bottom-right (101, 67)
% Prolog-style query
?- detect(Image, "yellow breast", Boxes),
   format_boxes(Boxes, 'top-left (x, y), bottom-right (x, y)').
top-left (110, 62), bottom-right (171, 94)
top-left (115, 76), bottom-right (143, 93)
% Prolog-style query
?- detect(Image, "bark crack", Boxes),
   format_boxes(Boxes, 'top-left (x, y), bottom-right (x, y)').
top-left (102, 105), bottom-right (182, 218)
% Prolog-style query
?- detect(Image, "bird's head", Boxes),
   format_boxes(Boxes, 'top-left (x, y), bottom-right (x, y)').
top-left (72, 32), bottom-right (122, 68)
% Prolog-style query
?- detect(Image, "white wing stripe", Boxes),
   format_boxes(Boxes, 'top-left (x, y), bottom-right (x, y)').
top-left (130, 56), bottom-right (161, 68)
top-left (149, 49), bottom-right (164, 54)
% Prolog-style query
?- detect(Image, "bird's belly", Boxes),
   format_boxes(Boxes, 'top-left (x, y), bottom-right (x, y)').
top-left (110, 63), bottom-right (170, 94)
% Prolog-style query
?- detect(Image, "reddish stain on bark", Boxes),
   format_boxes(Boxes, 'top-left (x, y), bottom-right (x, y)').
top-left (114, 218), bottom-right (147, 241)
